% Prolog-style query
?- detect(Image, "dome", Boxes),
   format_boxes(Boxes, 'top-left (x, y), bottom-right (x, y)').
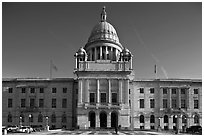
top-left (76, 47), bottom-right (86, 56)
top-left (85, 6), bottom-right (123, 50)
top-left (122, 47), bottom-right (131, 57)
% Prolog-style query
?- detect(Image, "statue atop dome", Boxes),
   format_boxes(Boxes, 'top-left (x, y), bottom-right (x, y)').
top-left (101, 6), bottom-right (107, 22)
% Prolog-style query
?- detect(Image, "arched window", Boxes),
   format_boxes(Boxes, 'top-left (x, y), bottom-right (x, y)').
top-left (38, 113), bottom-right (43, 122)
top-left (150, 115), bottom-right (155, 123)
top-left (7, 114), bottom-right (12, 123)
top-left (61, 114), bottom-right (67, 123)
top-left (20, 114), bottom-right (25, 122)
top-left (140, 115), bottom-right (144, 123)
top-left (51, 114), bottom-right (56, 123)
top-left (164, 115), bottom-right (168, 123)
top-left (194, 115), bottom-right (199, 124)
top-left (182, 115), bottom-right (187, 123)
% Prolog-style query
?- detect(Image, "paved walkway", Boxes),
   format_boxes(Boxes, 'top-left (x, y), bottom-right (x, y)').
top-left (8, 129), bottom-right (189, 135)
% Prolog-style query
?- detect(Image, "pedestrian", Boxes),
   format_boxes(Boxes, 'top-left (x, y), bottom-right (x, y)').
top-left (115, 125), bottom-right (118, 134)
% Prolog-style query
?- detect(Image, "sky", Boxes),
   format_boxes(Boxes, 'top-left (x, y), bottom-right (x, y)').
top-left (2, 2), bottom-right (202, 79)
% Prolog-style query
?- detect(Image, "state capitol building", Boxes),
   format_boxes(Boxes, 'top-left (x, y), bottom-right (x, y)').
top-left (2, 7), bottom-right (202, 132)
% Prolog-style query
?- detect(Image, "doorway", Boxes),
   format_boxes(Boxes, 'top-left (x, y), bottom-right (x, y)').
top-left (100, 111), bottom-right (107, 128)
top-left (89, 111), bottom-right (95, 128)
top-left (111, 111), bottom-right (118, 128)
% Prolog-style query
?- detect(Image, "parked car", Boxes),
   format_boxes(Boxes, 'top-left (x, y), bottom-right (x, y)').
top-left (7, 125), bottom-right (18, 132)
top-left (186, 125), bottom-right (202, 134)
top-left (18, 126), bottom-right (33, 133)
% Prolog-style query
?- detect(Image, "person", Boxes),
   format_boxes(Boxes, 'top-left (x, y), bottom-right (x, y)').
top-left (115, 125), bottom-right (118, 134)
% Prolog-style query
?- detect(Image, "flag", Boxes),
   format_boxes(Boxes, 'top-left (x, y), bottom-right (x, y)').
top-left (154, 64), bottom-right (157, 74)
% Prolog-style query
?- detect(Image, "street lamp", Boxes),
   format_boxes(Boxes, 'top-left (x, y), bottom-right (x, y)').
top-left (19, 116), bottom-right (22, 127)
top-left (175, 115), bottom-right (178, 134)
top-left (158, 117), bottom-right (161, 131)
top-left (29, 114), bottom-right (32, 127)
top-left (45, 116), bottom-right (49, 131)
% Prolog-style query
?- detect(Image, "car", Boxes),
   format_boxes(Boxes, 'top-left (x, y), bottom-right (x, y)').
top-left (18, 126), bottom-right (33, 133)
top-left (7, 125), bottom-right (18, 132)
top-left (186, 125), bottom-right (202, 134)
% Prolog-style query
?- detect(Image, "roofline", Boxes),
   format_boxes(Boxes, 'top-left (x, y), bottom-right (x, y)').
top-left (133, 78), bottom-right (202, 83)
top-left (2, 78), bottom-right (75, 82)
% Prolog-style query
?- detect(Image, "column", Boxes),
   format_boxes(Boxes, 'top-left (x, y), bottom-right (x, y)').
top-left (108, 79), bottom-right (111, 104)
top-left (159, 88), bottom-right (163, 109)
top-left (169, 115), bottom-right (173, 130)
top-left (186, 88), bottom-right (190, 110)
top-left (107, 112), bottom-right (111, 128)
top-left (110, 47), bottom-right (113, 60)
top-left (95, 47), bottom-right (97, 60)
top-left (168, 88), bottom-right (172, 108)
top-left (97, 79), bottom-right (100, 104)
top-left (119, 79), bottom-right (122, 103)
top-left (78, 79), bottom-right (83, 104)
top-left (84, 79), bottom-right (89, 103)
top-left (130, 56), bottom-right (133, 69)
top-left (125, 79), bottom-right (129, 104)
top-left (75, 56), bottom-right (78, 69)
top-left (100, 46), bottom-right (102, 60)
top-left (96, 112), bottom-right (100, 128)
top-left (198, 88), bottom-right (201, 110)
top-left (178, 115), bottom-right (182, 132)
top-left (105, 46), bottom-right (107, 60)
top-left (177, 88), bottom-right (181, 108)
top-left (90, 49), bottom-right (93, 61)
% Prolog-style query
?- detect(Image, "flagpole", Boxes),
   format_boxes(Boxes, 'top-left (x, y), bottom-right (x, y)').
top-left (155, 64), bottom-right (157, 79)
top-left (50, 60), bottom-right (52, 79)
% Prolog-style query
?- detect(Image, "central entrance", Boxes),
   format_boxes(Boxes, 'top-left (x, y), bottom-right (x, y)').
top-left (100, 111), bottom-right (107, 128)
top-left (89, 111), bottom-right (95, 128)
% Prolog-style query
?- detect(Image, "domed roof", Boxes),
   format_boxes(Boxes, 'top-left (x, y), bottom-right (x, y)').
top-left (85, 7), bottom-right (123, 50)
top-left (76, 47), bottom-right (86, 56)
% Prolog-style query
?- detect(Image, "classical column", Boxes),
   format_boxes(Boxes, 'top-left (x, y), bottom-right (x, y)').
top-left (125, 79), bottom-right (129, 104)
top-left (119, 79), bottom-right (122, 103)
top-left (108, 79), bottom-right (111, 104)
top-left (97, 79), bottom-right (100, 104)
top-left (75, 56), bottom-right (78, 69)
top-left (177, 88), bottom-right (181, 108)
top-left (100, 46), bottom-right (102, 60)
top-left (168, 88), bottom-right (172, 108)
top-left (95, 47), bottom-right (97, 60)
top-left (107, 112), bottom-right (111, 128)
top-left (130, 56), bottom-right (133, 69)
top-left (78, 79), bottom-right (83, 104)
top-left (105, 46), bottom-right (107, 60)
top-left (186, 88), bottom-right (190, 110)
top-left (110, 47), bottom-right (113, 60)
top-left (96, 112), bottom-right (100, 128)
top-left (84, 79), bottom-right (89, 103)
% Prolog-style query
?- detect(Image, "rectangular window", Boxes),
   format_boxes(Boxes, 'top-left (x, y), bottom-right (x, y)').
top-left (90, 93), bottom-right (95, 103)
top-left (112, 93), bottom-right (117, 103)
top-left (40, 88), bottom-right (44, 93)
top-left (194, 89), bottom-right (198, 94)
top-left (39, 99), bottom-right (44, 108)
top-left (8, 99), bottom-right (12, 108)
top-left (63, 88), bottom-right (67, 93)
top-left (52, 98), bottom-right (57, 108)
top-left (181, 88), bottom-right (186, 94)
top-left (52, 88), bottom-right (57, 93)
top-left (30, 88), bottom-right (35, 93)
top-left (140, 88), bottom-right (144, 93)
top-left (172, 99), bottom-right (177, 108)
top-left (150, 99), bottom-right (155, 108)
top-left (163, 88), bottom-right (167, 94)
top-left (21, 99), bottom-right (26, 108)
top-left (8, 88), bottom-right (13, 93)
top-left (100, 93), bottom-right (106, 103)
top-left (22, 88), bottom-right (26, 93)
top-left (30, 98), bottom-right (35, 107)
top-left (62, 99), bottom-right (67, 108)
top-left (194, 100), bottom-right (199, 109)
top-left (140, 99), bottom-right (144, 108)
top-left (172, 88), bottom-right (176, 94)
top-left (163, 99), bottom-right (168, 108)
top-left (181, 99), bottom-right (186, 108)
top-left (150, 88), bottom-right (154, 94)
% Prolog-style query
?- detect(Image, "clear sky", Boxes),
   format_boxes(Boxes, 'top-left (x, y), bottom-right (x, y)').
top-left (2, 2), bottom-right (202, 79)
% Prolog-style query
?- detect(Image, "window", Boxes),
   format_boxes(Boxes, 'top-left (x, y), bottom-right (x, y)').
top-left (150, 115), bottom-right (155, 123)
top-left (62, 114), bottom-right (67, 123)
top-left (63, 88), bottom-right (67, 93)
top-left (40, 88), bottom-right (44, 93)
top-left (139, 88), bottom-right (144, 93)
top-left (150, 88), bottom-right (154, 94)
top-left (39, 99), bottom-right (44, 108)
top-left (100, 93), bottom-right (106, 103)
top-left (8, 114), bottom-right (12, 123)
top-left (194, 100), bottom-right (199, 109)
top-left (8, 88), bottom-right (13, 93)
top-left (163, 88), bottom-right (167, 94)
top-left (172, 99), bottom-right (177, 108)
top-left (8, 99), bottom-right (12, 108)
top-left (52, 98), bottom-right (57, 108)
top-left (22, 88), bottom-right (26, 93)
top-left (172, 88), bottom-right (176, 94)
top-left (112, 93), bottom-right (117, 103)
top-left (30, 88), bottom-right (35, 93)
top-left (194, 115), bottom-right (199, 124)
top-left (51, 114), bottom-right (56, 123)
top-left (90, 93), bottom-right (95, 103)
top-left (21, 99), bottom-right (26, 108)
top-left (181, 88), bottom-right (186, 94)
top-left (194, 89), bottom-right (198, 94)
top-left (150, 99), bottom-right (155, 108)
top-left (140, 99), bottom-right (144, 108)
top-left (164, 115), bottom-right (168, 123)
top-left (140, 115), bottom-right (144, 123)
top-left (52, 88), bottom-right (57, 93)
top-left (38, 114), bottom-right (43, 122)
top-left (163, 99), bottom-right (167, 108)
top-left (62, 99), bottom-right (67, 108)
top-left (30, 98), bottom-right (35, 108)
top-left (181, 99), bottom-right (186, 108)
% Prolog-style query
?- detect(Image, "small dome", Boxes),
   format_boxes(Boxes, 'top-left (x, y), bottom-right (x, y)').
top-left (122, 47), bottom-right (131, 57)
top-left (77, 47), bottom-right (86, 56)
